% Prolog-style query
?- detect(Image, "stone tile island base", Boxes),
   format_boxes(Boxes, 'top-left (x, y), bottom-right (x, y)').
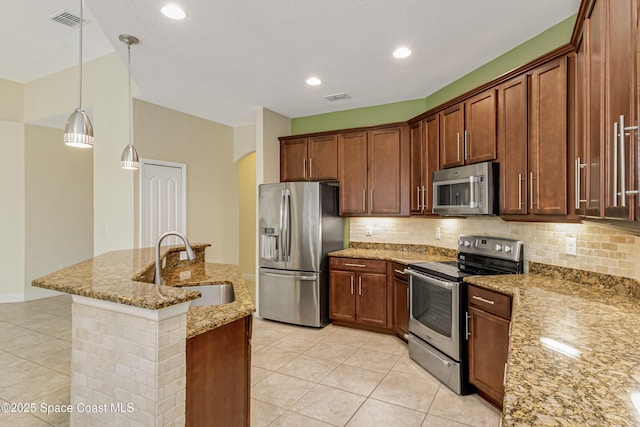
top-left (71, 295), bottom-right (190, 427)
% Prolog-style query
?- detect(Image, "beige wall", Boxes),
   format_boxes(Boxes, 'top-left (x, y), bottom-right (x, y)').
top-left (0, 122), bottom-right (26, 301)
top-left (133, 100), bottom-right (239, 264)
top-left (24, 125), bottom-right (93, 299)
top-left (257, 107), bottom-right (290, 186)
top-left (238, 153), bottom-right (257, 277)
top-left (233, 124), bottom-right (256, 163)
top-left (350, 217), bottom-right (640, 280)
top-left (0, 78), bottom-right (23, 122)
top-left (24, 54), bottom-right (134, 255)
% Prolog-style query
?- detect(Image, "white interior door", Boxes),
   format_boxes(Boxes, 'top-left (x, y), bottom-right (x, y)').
top-left (140, 159), bottom-right (187, 248)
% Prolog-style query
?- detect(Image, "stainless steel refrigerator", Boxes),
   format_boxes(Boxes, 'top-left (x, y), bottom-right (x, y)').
top-left (258, 182), bottom-right (343, 327)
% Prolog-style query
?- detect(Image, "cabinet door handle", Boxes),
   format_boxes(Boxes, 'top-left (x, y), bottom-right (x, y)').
top-left (309, 158), bottom-right (313, 179)
top-left (620, 115), bottom-right (639, 204)
top-left (350, 276), bottom-right (354, 295)
top-left (370, 190), bottom-right (373, 212)
top-left (529, 172), bottom-right (535, 210)
top-left (394, 269), bottom-right (407, 275)
top-left (456, 133), bottom-right (460, 161)
top-left (619, 115), bottom-right (627, 207)
top-left (422, 185), bottom-right (427, 212)
top-left (613, 122), bottom-right (619, 207)
top-left (575, 157), bottom-right (587, 209)
top-left (362, 189), bottom-right (366, 212)
top-left (344, 263), bottom-right (366, 268)
top-left (464, 130), bottom-right (469, 160)
top-left (518, 173), bottom-right (523, 209)
top-left (406, 287), bottom-right (409, 310)
top-left (465, 311), bottom-right (470, 340)
top-left (417, 186), bottom-right (421, 211)
top-left (472, 295), bottom-right (495, 305)
top-left (303, 158), bottom-right (306, 179)
top-left (358, 277), bottom-right (362, 295)
top-left (503, 362), bottom-right (508, 386)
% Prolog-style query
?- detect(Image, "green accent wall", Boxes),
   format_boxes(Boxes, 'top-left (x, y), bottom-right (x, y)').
top-left (291, 14), bottom-right (576, 135)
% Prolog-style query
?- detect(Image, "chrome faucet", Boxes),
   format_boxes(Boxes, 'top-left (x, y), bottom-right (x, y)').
top-left (154, 231), bottom-right (196, 285)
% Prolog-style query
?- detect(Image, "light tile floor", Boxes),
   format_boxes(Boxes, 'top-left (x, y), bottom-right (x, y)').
top-left (0, 295), bottom-right (500, 427)
top-left (251, 317), bottom-right (501, 427)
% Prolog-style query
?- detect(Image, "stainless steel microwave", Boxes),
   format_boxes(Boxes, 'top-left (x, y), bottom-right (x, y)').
top-left (432, 161), bottom-right (498, 216)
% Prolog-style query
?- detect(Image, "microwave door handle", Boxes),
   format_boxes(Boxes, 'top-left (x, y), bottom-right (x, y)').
top-left (469, 176), bottom-right (478, 208)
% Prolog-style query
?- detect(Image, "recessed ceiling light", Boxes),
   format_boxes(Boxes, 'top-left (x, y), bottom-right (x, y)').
top-left (306, 77), bottom-right (322, 86)
top-left (393, 47), bottom-right (412, 59)
top-left (161, 4), bottom-right (186, 20)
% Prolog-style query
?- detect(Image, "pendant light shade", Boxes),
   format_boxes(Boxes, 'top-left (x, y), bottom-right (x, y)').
top-left (121, 143), bottom-right (140, 170)
top-left (64, 108), bottom-right (94, 147)
top-left (119, 34), bottom-right (140, 170)
top-left (64, 0), bottom-right (94, 148)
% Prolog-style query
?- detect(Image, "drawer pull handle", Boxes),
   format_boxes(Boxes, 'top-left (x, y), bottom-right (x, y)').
top-left (472, 295), bottom-right (495, 305)
top-left (393, 269), bottom-right (407, 275)
top-left (344, 263), bottom-right (366, 268)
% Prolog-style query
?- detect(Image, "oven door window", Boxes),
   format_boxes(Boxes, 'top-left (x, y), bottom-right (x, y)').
top-left (411, 276), bottom-right (453, 337)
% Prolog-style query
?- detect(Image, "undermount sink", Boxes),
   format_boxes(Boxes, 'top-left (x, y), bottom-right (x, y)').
top-left (185, 284), bottom-right (235, 307)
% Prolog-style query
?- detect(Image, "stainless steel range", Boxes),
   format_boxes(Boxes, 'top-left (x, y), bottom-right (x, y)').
top-left (406, 235), bottom-right (524, 395)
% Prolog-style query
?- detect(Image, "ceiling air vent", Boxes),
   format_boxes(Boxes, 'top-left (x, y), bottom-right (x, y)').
top-left (323, 93), bottom-right (350, 101)
top-left (49, 10), bottom-right (85, 28)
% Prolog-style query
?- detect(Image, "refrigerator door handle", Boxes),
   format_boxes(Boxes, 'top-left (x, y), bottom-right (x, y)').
top-left (262, 272), bottom-right (317, 281)
top-left (284, 189), bottom-right (292, 260)
top-left (279, 190), bottom-right (286, 262)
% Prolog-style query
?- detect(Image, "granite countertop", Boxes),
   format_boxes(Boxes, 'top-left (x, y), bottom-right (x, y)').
top-left (32, 245), bottom-right (256, 338)
top-left (328, 247), bottom-right (455, 265)
top-left (162, 262), bottom-right (256, 339)
top-left (465, 273), bottom-right (640, 426)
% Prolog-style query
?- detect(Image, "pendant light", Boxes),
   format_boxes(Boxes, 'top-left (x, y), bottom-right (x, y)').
top-left (64, 0), bottom-right (94, 148)
top-left (119, 34), bottom-right (140, 170)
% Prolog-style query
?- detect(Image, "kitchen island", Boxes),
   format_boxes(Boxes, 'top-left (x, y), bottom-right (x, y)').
top-left (32, 245), bottom-right (255, 427)
top-left (466, 264), bottom-right (640, 426)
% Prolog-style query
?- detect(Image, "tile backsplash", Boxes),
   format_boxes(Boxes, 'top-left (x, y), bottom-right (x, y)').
top-left (349, 217), bottom-right (640, 280)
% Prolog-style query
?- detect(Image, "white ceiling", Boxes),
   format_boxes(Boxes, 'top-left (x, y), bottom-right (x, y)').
top-left (2, 0), bottom-right (581, 127)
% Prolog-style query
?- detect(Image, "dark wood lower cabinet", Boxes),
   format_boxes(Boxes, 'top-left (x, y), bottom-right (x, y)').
top-left (186, 316), bottom-right (252, 427)
top-left (468, 286), bottom-right (511, 410)
top-left (391, 262), bottom-right (409, 340)
top-left (329, 257), bottom-right (391, 333)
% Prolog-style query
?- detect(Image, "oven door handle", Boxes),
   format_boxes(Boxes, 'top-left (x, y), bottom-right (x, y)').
top-left (406, 270), bottom-right (455, 289)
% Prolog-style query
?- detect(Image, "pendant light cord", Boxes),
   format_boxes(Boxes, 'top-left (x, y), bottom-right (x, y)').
top-left (128, 42), bottom-right (133, 147)
top-left (79, 0), bottom-right (84, 109)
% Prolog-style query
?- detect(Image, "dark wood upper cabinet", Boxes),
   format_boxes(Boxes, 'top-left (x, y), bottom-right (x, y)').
top-left (280, 137), bottom-right (308, 182)
top-left (440, 104), bottom-right (465, 168)
top-left (574, 0), bottom-right (639, 221)
top-left (368, 127), bottom-right (403, 215)
top-left (410, 115), bottom-right (440, 216)
top-left (280, 135), bottom-right (338, 182)
top-left (465, 89), bottom-right (498, 164)
top-left (603, 0), bottom-right (638, 220)
top-left (308, 135), bottom-right (338, 181)
top-left (338, 125), bottom-right (409, 216)
top-left (528, 57), bottom-right (569, 215)
top-left (338, 132), bottom-right (369, 215)
top-left (498, 75), bottom-right (528, 216)
top-left (440, 89), bottom-right (497, 169)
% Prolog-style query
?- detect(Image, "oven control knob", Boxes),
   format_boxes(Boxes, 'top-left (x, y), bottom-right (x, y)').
top-left (504, 245), bottom-right (512, 253)
top-left (463, 241), bottom-right (471, 247)
top-left (495, 244), bottom-right (502, 252)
